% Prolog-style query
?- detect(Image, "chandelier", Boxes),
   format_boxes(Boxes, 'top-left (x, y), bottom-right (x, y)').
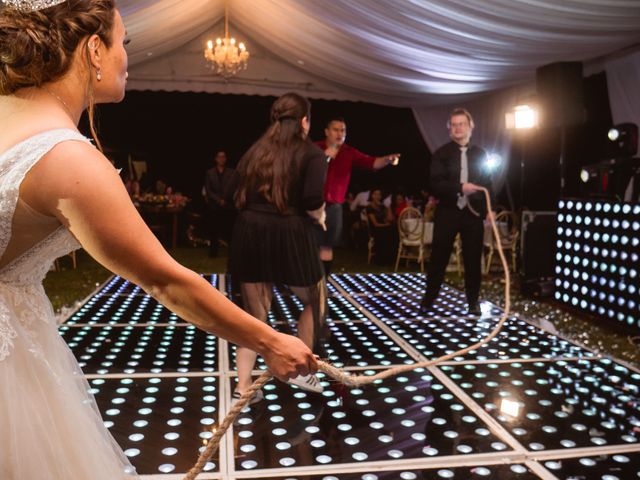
top-left (204, 1), bottom-right (249, 78)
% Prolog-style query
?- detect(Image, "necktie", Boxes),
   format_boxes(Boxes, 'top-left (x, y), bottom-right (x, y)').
top-left (457, 146), bottom-right (468, 209)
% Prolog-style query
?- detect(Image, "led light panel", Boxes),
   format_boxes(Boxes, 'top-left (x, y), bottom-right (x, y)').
top-left (442, 358), bottom-right (640, 450)
top-left (231, 369), bottom-right (508, 471)
top-left (57, 272), bottom-right (640, 479)
top-left (229, 319), bottom-right (415, 369)
top-left (65, 293), bottom-right (184, 326)
top-left (542, 452), bottom-right (640, 479)
top-left (332, 273), bottom-right (427, 295)
top-left (255, 463), bottom-right (541, 479)
top-left (60, 325), bottom-right (218, 374)
top-left (555, 199), bottom-right (640, 331)
top-left (91, 376), bottom-right (219, 475)
top-left (381, 316), bottom-right (594, 361)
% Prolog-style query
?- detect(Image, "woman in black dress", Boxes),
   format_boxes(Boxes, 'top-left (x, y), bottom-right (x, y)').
top-left (229, 93), bottom-right (327, 402)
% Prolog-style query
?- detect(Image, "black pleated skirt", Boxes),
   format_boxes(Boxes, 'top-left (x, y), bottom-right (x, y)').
top-left (228, 207), bottom-right (323, 287)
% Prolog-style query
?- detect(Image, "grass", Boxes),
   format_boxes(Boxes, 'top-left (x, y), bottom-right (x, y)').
top-left (43, 245), bottom-right (640, 369)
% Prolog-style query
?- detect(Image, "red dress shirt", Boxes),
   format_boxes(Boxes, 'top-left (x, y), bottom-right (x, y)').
top-left (315, 140), bottom-right (375, 204)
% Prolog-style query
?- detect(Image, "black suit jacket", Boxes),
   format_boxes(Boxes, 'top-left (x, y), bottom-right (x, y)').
top-left (429, 141), bottom-right (494, 218)
top-left (205, 167), bottom-right (235, 210)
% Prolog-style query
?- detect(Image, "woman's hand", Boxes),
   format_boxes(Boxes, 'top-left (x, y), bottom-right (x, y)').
top-left (261, 332), bottom-right (318, 382)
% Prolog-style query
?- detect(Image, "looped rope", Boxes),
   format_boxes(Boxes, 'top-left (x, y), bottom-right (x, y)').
top-left (184, 187), bottom-right (508, 480)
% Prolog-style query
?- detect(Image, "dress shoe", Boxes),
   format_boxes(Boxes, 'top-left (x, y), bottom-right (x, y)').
top-left (467, 302), bottom-right (481, 315)
top-left (418, 297), bottom-right (434, 314)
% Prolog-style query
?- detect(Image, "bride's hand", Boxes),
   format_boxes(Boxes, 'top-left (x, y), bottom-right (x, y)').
top-left (261, 332), bottom-right (318, 382)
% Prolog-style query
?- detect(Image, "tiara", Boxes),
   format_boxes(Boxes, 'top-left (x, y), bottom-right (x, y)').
top-left (3, 0), bottom-right (67, 11)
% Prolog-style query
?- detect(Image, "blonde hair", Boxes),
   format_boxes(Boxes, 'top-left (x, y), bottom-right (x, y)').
top-left (447, 108), bottom-right (475, 130)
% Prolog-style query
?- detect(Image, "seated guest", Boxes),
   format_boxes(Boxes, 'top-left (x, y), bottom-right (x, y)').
top-left (391, 192), bottom-right (410, 219)
top-left (423, 195), bottom-right (438, 221)
top-left (366, 188), bottom-right (396, 265)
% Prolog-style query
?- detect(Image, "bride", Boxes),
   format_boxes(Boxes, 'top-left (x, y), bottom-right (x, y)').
top-left (0, 1), bottom-right (317, 478)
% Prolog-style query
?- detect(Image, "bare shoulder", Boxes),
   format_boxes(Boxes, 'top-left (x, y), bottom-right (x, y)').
top-left (21, 139), bottom-right (121, 214)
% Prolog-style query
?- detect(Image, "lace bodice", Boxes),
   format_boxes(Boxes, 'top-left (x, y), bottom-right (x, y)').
top-left (0, 129), bottom-right (90, 285)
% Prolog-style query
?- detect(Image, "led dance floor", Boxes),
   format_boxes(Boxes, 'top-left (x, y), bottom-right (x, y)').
top-left (59, 273), bottom-right (640, 479)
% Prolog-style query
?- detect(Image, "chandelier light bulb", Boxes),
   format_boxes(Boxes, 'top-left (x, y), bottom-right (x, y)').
top-left (203, 1), bottom-right (249, 78)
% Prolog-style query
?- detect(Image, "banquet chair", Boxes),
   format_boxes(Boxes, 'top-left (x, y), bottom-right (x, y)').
top-left (484, 210), bottom-right (519, 273)
top-left (365, 216), bottom-right (375, 264)
top-left (395, 207), bottom-right (427, 272)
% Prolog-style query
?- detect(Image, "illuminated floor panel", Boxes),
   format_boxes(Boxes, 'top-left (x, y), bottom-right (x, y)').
top-left (58, 273), bottom-right (640, 479)
top-left (65, 293), bottom-right (183, 326)
top-left (231, 369), bottom-right (509, 471)
top-left (382, 316), bottom-right (594, 361)
top-left (91, 376), bottom-right (220, 475)
top-left (252, 464), bottom-right (542, 479)
top-left (60, 324), bottom-right (218, 374)
top-left (229, 319), bottom-right (415, 369)
top-left (440, 358), bottom-right (640, 451)
top-left (542, 452), bottom-right (640, 479)
top-left (351, 292), bottom-right (503, 320)
top-left (331, 273), bottom-right (427, 295)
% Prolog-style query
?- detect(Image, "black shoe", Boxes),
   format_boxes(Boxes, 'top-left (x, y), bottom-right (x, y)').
top-left (467, 302), bottom-right (481, 315)
top-left (418, 296), bottom-right (434, 314)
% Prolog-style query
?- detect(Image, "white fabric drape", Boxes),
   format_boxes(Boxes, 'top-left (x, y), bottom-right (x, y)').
top-left (122, 0), bottom-right (640, 107)
top-left (604, 50), bottom-right (640, 129)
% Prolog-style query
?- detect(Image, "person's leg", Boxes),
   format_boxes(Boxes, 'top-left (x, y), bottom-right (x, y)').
top-left (421, 208), bottom-right (459, 309)
top-left (289, 280), bottom-right (326, 392)
top-left (320, 203), bottom-right (343, 276)
top-left (460, 211), bottom-right (484, 311)
top-left (236, 282), bottom-right (273, 393)
top-left (290, 286), bottom-right (314, 349)
top-left (291, 279), bottom-right (327, 351)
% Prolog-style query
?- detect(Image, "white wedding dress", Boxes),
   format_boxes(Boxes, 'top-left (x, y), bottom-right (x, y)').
top-left (0, 129), bottom-right (138, 479)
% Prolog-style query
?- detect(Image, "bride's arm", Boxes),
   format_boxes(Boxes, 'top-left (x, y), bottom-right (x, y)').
top-left (20, 141), bottom-right (316, 381)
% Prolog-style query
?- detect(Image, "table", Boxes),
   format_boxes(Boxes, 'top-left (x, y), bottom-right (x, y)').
top-left (136, 203), bottom-right (185, 249)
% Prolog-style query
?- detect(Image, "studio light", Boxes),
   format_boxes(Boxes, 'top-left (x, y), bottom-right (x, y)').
top-left (580, 168), bottom-right (590, 183)
top-left (485, 153), bottom-right (501, 171)
top-left (505, 104), bottom-right (539, 130)
top-left (607, 123), bottom-right (638, 157)
top-left (608, 128), bottom-right (620, 142)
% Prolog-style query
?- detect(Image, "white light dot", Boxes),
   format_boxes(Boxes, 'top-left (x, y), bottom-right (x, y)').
top-left (158, 464), bottom-right (175, 473)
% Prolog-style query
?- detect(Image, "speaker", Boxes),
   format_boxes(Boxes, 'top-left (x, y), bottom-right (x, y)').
top-left (536, 62), bottom-right (584, 128)
top-left (520, 211), bottom-right (557, 282)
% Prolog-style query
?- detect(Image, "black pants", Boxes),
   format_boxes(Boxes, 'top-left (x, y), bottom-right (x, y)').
top-left (424, 206), bottom-right (483, 305)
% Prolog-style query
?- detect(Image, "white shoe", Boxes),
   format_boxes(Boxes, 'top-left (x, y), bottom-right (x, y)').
top-left (287, 374), bottom-right (324, 393)
top-left (231, 389), bottom-right (263, 408)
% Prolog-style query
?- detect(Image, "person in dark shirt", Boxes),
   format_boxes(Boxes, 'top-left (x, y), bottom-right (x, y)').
top-left (420, 108), bottom-right (494, 316)
top-left (204, 150), bottom-right (235, 257)
top-left (366, 188), bottom-right (396, 265)
top-left (229, 93), bottom-right (328, 402)
top-left (314, 117), bottom-right (399, 275)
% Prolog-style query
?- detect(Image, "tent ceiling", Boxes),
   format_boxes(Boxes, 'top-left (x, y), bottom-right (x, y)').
top-left (121, 0), bottom-right (640, 106)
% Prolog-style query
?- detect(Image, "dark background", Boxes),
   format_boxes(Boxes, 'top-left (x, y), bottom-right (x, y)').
top-left (88, 71), bottom-right (615, 213)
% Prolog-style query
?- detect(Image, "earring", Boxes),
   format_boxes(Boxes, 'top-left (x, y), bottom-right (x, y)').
top-left (96, 69), bottom-right (102, 81)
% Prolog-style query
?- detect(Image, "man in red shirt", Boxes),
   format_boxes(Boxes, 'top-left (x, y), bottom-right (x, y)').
top-left (314, 117), bottom-right (400, 274)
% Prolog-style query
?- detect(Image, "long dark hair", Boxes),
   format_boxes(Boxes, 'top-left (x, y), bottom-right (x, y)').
top-left (236, 92), bottom-right (311, 213)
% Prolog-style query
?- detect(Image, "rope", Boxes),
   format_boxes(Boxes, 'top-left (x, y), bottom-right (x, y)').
top-left (184, 187), bottom-right (509, 480)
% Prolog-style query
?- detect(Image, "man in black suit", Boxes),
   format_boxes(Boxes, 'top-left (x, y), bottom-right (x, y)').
top-left (204, 150), bottom-right (235, 257)
top-left (420, 108), bottom-right (494, 315)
